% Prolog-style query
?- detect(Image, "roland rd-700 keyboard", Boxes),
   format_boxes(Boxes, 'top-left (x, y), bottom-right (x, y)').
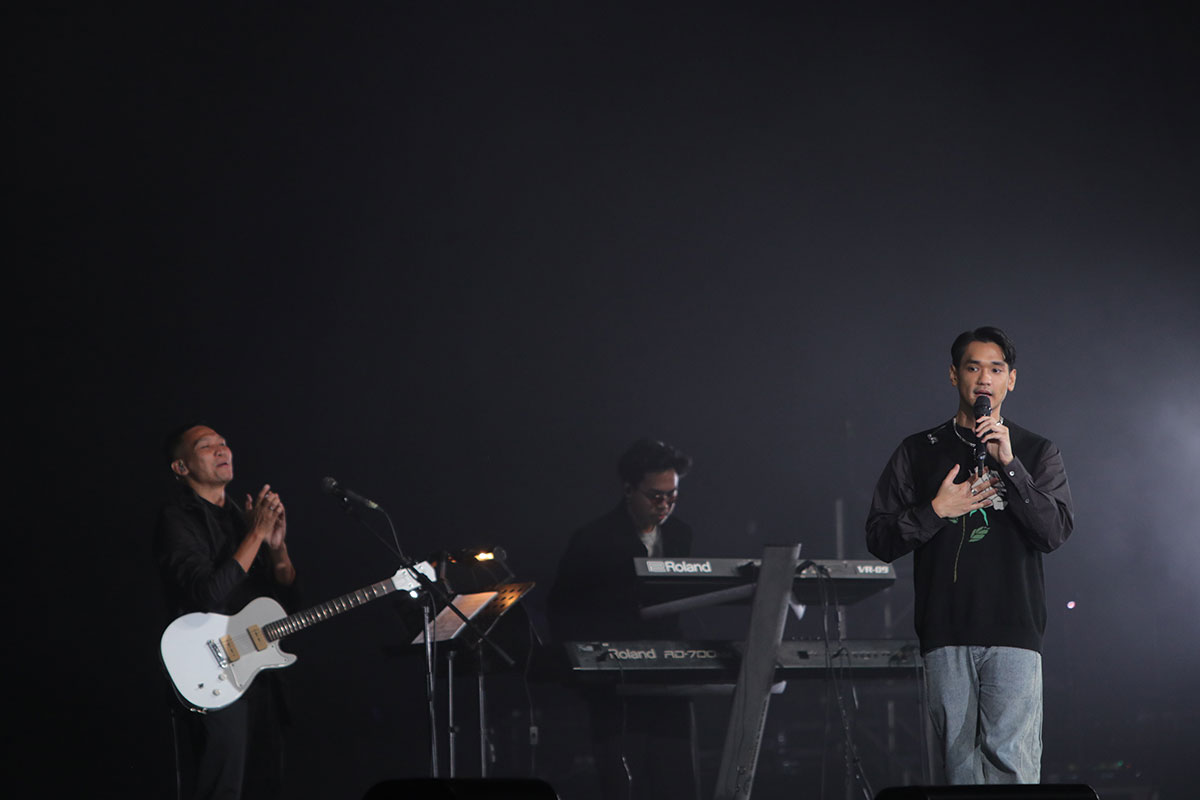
top-left (564, 639), bottom-right (922, 684)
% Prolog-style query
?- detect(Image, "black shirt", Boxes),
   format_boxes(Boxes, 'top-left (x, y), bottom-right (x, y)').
top-left (865, 419), bottom-right (1074, 653)
top-left (547, 502), bottom-right (692, 642)
top-left (154, 483), bottom-right (297, 618)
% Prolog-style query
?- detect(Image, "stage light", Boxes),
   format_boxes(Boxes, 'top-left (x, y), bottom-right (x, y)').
top-left (447, 546), bottom-right (507, 564)
top-left (434, 546), bottom-right (515, 592)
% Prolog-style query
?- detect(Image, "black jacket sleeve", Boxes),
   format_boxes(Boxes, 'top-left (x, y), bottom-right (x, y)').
top-left (865, 442), bottom-right (948, 563)
top-left (153, 500), bottom-right (248, 614)
top-left (996, 441), bottom-right (1074, 553)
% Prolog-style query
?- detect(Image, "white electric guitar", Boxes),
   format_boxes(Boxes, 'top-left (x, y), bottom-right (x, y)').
top-left (160, 561), bottom-right (436, 712)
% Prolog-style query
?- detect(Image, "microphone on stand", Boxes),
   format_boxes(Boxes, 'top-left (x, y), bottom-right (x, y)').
top-left (321, 476), bottom-right (381, 510)
top-left (973, 395), bottom-right (991, 470)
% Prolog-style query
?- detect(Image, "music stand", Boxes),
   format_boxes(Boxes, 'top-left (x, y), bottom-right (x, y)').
top-left (412, 582), bottom-right (535, 777)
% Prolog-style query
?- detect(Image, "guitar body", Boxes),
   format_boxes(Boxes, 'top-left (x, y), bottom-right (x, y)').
top-left (161, 596), bottom-right (297, 712)
top-left (161, 562), bottom-right (434, 712)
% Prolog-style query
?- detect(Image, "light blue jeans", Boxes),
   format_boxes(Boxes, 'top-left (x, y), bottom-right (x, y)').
top-left (923, 646), bottom-right (1043, 784)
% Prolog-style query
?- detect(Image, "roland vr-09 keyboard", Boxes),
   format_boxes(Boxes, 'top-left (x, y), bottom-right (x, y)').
top-left (564, 639), bottom-right (922, 684)
top-left (633, 557), bottom-right (896, 611)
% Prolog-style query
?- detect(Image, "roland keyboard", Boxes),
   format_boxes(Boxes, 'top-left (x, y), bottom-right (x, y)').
top-left (564, 639), bottom-right (922, 684)
top-left (634, 557), bottom-right (896, 609)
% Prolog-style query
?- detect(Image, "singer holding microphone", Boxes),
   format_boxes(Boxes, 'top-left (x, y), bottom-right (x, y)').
top-left (865, 327), bottom-right (1074, 785)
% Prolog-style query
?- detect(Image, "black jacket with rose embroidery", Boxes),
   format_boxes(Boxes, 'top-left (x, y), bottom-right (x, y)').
top-left (866, 418), bottom-right (1073, 654)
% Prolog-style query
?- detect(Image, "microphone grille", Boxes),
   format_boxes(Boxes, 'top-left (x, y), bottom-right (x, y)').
top-left (320, 476), bottom-right (338, 494)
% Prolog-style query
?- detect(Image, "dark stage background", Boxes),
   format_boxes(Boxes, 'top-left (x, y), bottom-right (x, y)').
top-left (14, 3), bottom-right (1199, 799)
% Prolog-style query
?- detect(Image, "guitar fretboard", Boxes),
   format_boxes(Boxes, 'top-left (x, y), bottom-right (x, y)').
top-left (262, 578), bottom-right (397, 641)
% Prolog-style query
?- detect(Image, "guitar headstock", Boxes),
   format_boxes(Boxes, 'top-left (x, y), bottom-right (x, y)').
top-left (391, 561), bottom-right (436, 596)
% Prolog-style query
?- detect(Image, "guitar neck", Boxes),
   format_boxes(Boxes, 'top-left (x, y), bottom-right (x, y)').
top-left (261, 577), bottom-right (400, 642)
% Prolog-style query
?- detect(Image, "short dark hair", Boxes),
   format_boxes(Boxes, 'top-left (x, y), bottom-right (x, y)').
top-left (617, 438), bottom-right (692, 487)
top-left (951, 326), bottom-right (1017, 369)
top-left (164, 421), bottom-right (208, 467)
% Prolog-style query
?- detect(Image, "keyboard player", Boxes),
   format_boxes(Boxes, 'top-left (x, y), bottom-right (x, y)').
top-left (546, 438), bottom-right (700, 800)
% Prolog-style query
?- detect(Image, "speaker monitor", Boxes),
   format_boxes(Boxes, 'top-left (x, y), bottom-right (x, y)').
top-left (364, 778), bottom-right (559, 799)
top-left (875, 785), bottom-right (1098, 800)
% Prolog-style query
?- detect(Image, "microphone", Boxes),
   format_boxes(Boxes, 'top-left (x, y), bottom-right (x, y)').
top-left (972, 395), bottom-right (991, 468)
top-left (321, 476), bottom-right (381, 510)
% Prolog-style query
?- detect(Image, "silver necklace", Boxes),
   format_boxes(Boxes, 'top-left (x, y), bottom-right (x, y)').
top-left (950, 416), bottom-right (1003, 447)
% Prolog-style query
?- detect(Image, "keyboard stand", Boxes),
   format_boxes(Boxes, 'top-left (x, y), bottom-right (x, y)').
top-left (714, 544), bottom-right (801, 800)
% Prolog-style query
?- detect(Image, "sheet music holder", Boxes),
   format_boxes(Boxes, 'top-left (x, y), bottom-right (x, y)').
top-left (408, 582), bottom-right (535, 778)
top-left (411, 582), bottom-right (534, 650)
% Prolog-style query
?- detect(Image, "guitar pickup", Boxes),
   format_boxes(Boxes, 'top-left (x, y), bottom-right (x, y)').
top-left (220, 635), bottom-right (241, 662)
top-left (248, 625), bottom-right (268, 652)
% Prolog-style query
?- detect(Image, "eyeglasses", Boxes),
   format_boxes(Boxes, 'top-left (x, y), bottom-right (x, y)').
top-left (641, 489), bottom-right (679, 505)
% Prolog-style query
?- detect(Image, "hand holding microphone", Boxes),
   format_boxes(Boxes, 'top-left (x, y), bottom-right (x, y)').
top-left (972, 395), bottom-right (1014, 468)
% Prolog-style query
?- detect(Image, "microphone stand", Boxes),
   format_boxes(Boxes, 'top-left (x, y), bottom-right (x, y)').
top-left (332, 497), bottom-right (515, 778)
top-left (420, 591), bottom-right (438, 775)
